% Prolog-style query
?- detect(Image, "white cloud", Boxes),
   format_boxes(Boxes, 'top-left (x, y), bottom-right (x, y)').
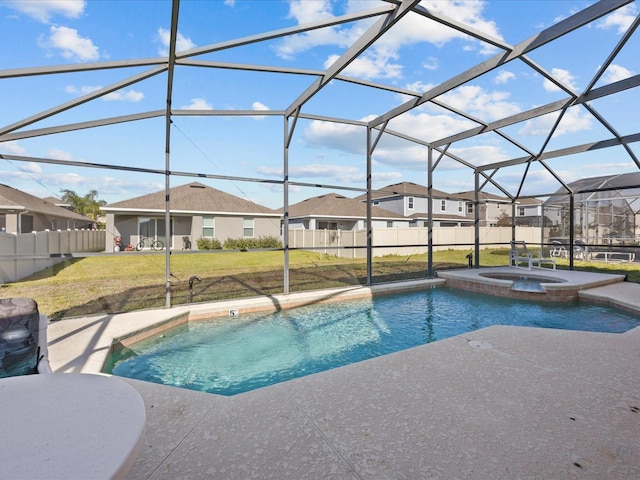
top-left (157, 27), bottom-right (196, 56)
top-left (275, 0), bottom-right (350, 61)
top-left (47, 148), bottom-right (76, 161)
top-left (180, 98), bottom-right (213, 110)
top-left (496, 168), bottom-right (559, 194)
top-left (372, 1), bottom-right (504, 53)
top-left (0, 140), bottom-right (27, 155)
top-left (437, 85), bottom-right (521, 121)
top-left (584, 161), bottom-right (637, 172)
top-left (372, 144), bottom-right (429, 169)
top-left (303, 121), bottom-right (367, 155)
top-left (390, 111), bottom-right (476, 141)
top-left (301, 109), bottom-right (478, 168)
top-left (4, 0), bottom-right (85, 23)
top-left (397, 81), bottom-right (438, 105)
top-left (65, 85), bottom-right (100, 95)
top-left (66, 85), bottom-right (143, 102)
top-left (597, 3), bottom-right (638, 35)
top-left (224, 0), bottom-right (235, 6)
top-left (325, 50), bottom-right (403, 80)
top-left (0, 166), bottom-right (162, 203)
top-left (257, 163), bottom-right (365, 183)
top-left (518, 108), bottom-right (592, 137)
top-left (602, 64), bottom-right (634, 84)
top-left (404, 80), bottom-right (436, 92)
top-left (543, 68), bottom-right (578, 92)
top-left (40, 25), bottom-right (99, 62)
top-left (252, 102), bottom-right (269, 111)
top-left (495, 70), bottom-right (515, 84)
top-left (372, 171), bottom-right (403, 184)
top-left (449, 145), bottom-right (510, 166)
top-left (276, 0), bottom-right (503, 80)
top-left (372, 143), bottom-right (511, 172)
top-left (104, 89), bottom-right (144, 102)
top-left (252, 102), bottom-right (270, 120)
top-left (422, 57), bottom-right (439, 71)
top-left (251, 102), bottom-right (271, 111)
top-left (20, 162), bottom-right (42, 174)
top-left (293, 163), bottom-right (363, 183)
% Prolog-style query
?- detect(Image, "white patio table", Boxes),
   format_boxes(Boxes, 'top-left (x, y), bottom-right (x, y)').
top-left (0, 373), bottom-right (146, 480)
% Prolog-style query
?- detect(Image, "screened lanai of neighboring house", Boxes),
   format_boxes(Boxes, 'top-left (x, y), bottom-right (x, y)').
top-left (543, 173), bottom-right (640, 256)
top-left (0, 0), bottom-right (639, 308)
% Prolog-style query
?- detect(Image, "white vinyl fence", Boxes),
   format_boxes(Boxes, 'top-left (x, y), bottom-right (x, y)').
top-left (289, 226), bottom-right (544, 259)
top-left (0, 230), bottom-right (106, 283)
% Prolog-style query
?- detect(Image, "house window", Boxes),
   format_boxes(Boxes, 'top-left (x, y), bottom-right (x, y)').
top-left (440, 200), bottom-right (446, 211)
top-left (243, 217), bottom-right (254, 237)
top-left (407, 196), bottom-right (414, 210)
top-left (458, 201), bottom-right (463, 213)
top-left (467, 203), bottom-right (474, 214)
top-left (318, 221), bottom-right (338, 230)
top-left (202, 217), bottom-right (215, 238)
top-left (518, 207), bottom-right (525, 216)
top-left (373, 200), bottom-right (379, 206)
top-left (387, 221), bottom-right (393, 228)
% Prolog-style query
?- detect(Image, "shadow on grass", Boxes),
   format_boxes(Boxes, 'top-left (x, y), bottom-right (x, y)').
top-left (50, 261), bottom-right (464, 319)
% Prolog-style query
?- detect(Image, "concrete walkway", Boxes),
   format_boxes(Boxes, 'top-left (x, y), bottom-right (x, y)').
top-left (45, 274), bottom-right (640, 479)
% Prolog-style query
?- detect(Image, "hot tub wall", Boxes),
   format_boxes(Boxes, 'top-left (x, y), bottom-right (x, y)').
top-left (443, 277), bottom-right (580, 302)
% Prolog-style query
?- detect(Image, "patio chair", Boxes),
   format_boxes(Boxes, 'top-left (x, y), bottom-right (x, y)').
top-left (509, 240), bottom-right (556, 270)
top-left (0, 297), bottom-right (50, 377)
top-left (550, 240), bottom-right (568, 258)
top-left (574, 240), bottom-right (587, 260)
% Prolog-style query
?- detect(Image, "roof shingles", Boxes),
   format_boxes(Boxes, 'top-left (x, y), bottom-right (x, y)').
top-left (105, 182), bottom-right (279, 215)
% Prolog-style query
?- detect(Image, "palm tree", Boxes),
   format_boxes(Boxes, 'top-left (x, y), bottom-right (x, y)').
top-left (59, 189), bottom-right (106, 221)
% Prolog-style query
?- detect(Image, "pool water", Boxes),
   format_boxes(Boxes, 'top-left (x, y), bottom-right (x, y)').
top-left (106, 288), bottom-right (639, 396)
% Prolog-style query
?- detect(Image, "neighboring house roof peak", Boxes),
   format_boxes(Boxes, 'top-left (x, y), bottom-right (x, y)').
top-left (287, 192), bottom-right (404, 219)
top-left (0, 184), bottom-right (92, 221)
top-left (104, 182), bottom-right (279, 215)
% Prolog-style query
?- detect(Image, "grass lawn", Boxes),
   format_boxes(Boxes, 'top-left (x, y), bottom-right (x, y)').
top-left (2, 248), bottom-right (638, 319)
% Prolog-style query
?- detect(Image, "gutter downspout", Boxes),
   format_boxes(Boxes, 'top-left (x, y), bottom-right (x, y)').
top-left (18, 209), bottom-right (30, 234)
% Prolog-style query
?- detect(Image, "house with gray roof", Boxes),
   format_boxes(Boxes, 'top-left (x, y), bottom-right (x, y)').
top-left (284, 193), bottom-right (409, 231)
top-left (356, 182), bottom-right (474, 227)
top-left (103, 182), bottom-right (281, 250)
top-left (453, 191), bottom-right (549, 227)
top-left (41, 196), bottom-right (73, 210)
top-left (0, 184), bottom-right (94, 233)
top-left (452, 190), bottom-right (514, 227)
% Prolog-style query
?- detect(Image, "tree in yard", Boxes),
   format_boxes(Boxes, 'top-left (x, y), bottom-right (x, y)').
top-left (496, 211), bottom-right (512, 227)
top-left (59, 189), bottom-right (107, 222)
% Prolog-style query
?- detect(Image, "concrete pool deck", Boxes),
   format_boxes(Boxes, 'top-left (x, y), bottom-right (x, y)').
top-left (46, 268), bottom-right (640, 479)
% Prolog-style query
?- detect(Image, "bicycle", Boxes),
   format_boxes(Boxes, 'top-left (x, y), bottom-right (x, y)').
top-left (136, 236), bottom-right (164, 251)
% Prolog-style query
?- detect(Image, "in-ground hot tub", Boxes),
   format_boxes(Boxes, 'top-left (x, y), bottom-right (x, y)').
top-left (435, 267), bottom-right (624, 302)
top-left (479, 272), bottom-right (567, 293)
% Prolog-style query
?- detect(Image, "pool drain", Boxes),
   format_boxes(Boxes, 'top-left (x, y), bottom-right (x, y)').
top-left (468, 340), bottom-right (493, 349)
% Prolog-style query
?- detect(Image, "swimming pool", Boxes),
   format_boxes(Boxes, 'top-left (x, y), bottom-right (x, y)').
top-left (106, 288), bottom-right (639, 396)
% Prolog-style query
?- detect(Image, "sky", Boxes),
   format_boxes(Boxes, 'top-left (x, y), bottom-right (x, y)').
top-left (0, 0), bottom-right (638, 209)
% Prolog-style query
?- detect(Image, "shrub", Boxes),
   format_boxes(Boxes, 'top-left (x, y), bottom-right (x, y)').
top-left (223, 236), bottom-right (283, 250)
top-left (196, 237), bottom-right (222, 250)
top-left (256, 235), bottom-right (283, 248)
